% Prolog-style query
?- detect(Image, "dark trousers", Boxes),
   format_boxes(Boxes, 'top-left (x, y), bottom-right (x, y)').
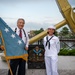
top-left (8, 59), bottom-right (26, 75)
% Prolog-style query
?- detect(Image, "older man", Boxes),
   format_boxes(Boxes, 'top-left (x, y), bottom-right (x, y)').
top-left (8, 18), bottom-right (29, 75)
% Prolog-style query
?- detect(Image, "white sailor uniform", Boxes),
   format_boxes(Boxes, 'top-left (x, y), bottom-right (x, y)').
top-left (43, 35), bottom-right (60, 75)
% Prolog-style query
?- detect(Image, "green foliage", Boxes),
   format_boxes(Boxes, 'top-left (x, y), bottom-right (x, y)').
top-left (68, 33), bottom-right (75, 39)
top-left (68, 49), bottom-right (75, 55)
top-left (34, 28), bottom-right (44, 35)
top-left (59, 27), bottom-right (69, 36)
top-left (55, 30), bottom-right (58, 36)
top-left (58, 49), bottom-right (75, 56)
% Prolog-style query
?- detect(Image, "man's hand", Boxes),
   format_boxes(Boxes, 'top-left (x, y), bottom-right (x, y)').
top-left (25, 47), bottom-right (28, 51)
top-left (0, 45), bottom-right (5, 50)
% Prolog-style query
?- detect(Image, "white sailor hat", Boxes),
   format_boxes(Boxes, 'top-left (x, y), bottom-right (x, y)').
top-left (48, 25), bottom-right (56, 29)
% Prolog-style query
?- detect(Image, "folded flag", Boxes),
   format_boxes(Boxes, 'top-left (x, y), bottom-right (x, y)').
top-left (0, 17), bottom-right (28, 61)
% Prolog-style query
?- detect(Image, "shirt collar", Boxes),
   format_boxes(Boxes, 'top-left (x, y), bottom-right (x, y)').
top-left (48, 34), bottom-right (54, 37)
top-left (17, 27), bottom-right (23, 32)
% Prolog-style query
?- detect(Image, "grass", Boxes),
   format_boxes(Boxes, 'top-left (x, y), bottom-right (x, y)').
top-left (58, 49), bottom-right (75, 56)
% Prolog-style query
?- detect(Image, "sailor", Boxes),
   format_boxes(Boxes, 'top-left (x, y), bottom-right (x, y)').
top-left (43, 25), bottom-right (60, 75)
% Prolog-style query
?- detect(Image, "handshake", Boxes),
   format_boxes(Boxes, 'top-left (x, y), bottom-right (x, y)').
top-left (0, 45), bottom-right (5, 50)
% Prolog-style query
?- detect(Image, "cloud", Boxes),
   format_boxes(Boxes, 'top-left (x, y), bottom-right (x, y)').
top-left (2, 16), bottom-right (64, 32)
top-left (4, 21), bottom-right (56, 32)
top-left (1, 0), bottom-right (72, 32)
top-left (24, 21), bottom-right (62, 31)
top-left (0, 0), bottom-right (50, 3)
top-left (68, 0), bottom-right (75, 6)
top-left (1, 17), bottom-right (69, 33)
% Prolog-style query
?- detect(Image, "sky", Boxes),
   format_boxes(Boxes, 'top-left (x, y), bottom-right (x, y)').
top-left (0, 0), bottom-right (75, 32)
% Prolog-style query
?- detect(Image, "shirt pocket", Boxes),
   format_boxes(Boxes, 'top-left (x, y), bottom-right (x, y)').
top-left (50, 40), bottom-right (55, 45)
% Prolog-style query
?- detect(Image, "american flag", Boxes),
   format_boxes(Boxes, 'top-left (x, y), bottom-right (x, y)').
top-left (0, 17), bottom-right (28, 60)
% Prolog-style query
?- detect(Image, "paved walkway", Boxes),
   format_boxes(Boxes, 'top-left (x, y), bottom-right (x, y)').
top-left (0, 56), bottom-right (75, 75)
top-left (58, 56), bottom-right (75, 70)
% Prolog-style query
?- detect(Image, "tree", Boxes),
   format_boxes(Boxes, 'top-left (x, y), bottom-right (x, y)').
top-left (59, 27), bottom-right (69, 36)
top-left (55, 30), bottom-right (58, 36)
top-left (34, 28), bottom-right (44, 35)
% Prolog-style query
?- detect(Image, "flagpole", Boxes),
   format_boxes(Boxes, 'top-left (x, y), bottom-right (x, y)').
top-left (0, 30), bottom-right (13, 75)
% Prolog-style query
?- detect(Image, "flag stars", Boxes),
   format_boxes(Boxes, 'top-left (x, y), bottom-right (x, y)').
top-left (11, 34), bottom-right (16, 38)
top-left (4, 28), bottom-right (9, 33)
top-left (18, 40), bottom-right (22, 45)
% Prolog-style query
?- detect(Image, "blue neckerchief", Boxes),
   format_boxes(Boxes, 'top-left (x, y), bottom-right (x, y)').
top-left (33, 50), bottom-right (41, 55)
top-left (46, 36), bottom-right (54, 49)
